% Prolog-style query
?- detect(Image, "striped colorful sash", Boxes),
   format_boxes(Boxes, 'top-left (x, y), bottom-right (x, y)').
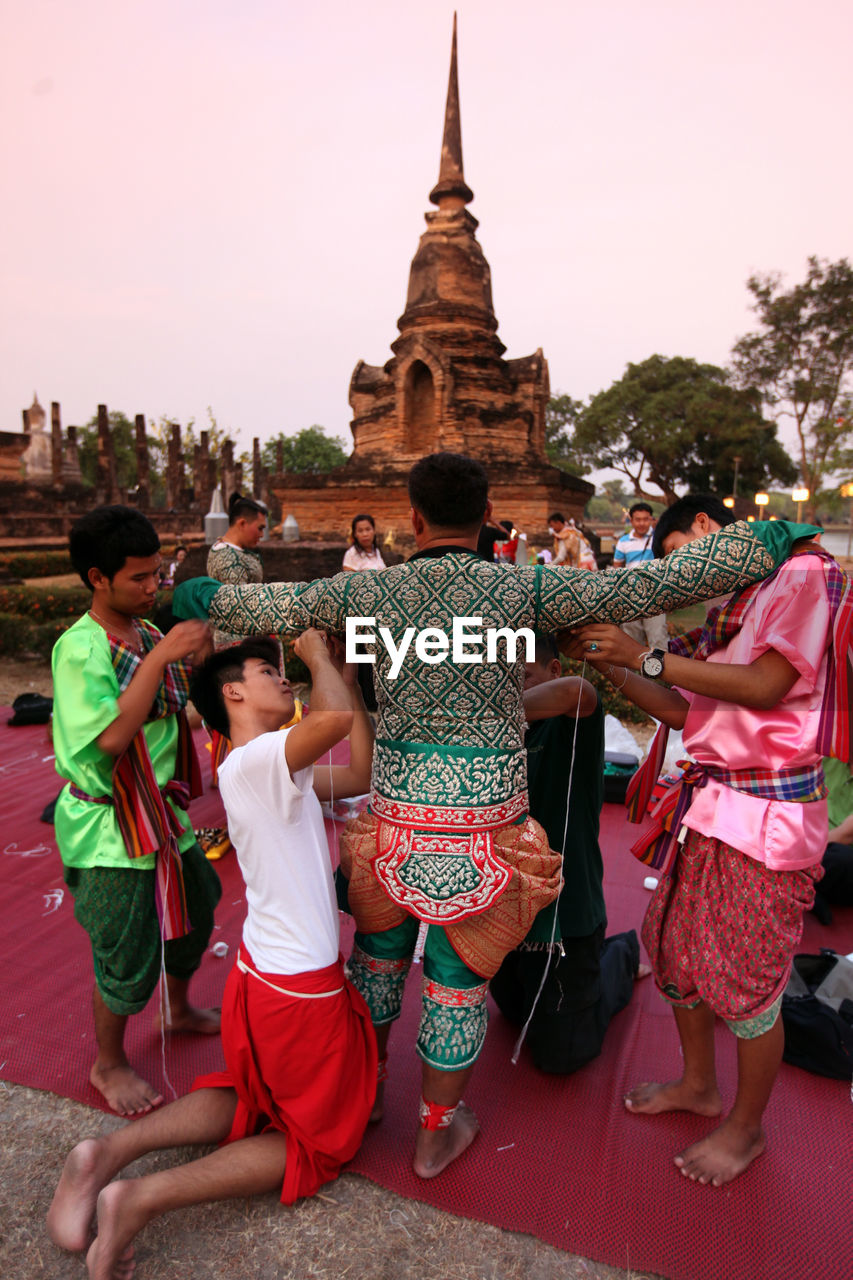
top-left (631, 759), bottom-right (827, 876)
top-left (87, 620), bottom-right (202, 939)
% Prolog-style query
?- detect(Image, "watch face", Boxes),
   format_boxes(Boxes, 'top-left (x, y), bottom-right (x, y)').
top-left (642, 652), bottom-right (664, 678)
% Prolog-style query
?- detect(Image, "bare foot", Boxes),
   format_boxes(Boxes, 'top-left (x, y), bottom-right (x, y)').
top-left (635, 963), bottom-right (652, 981)
top-left (413, 1102), bottom-right (479, 1179)
top-left (675, 1116), bottom-right (766, 1186)
top-left (157, 1005), bottom-right (221, 1036)
top-left (624, 1078), bottom-right (722, 1117)
top-left (86, 1180), bottom-right (149, 1280)
top-left (90, 1062), bottom-right (164, 1117)
top-left (47, 1139), bottom-right (110, 1252)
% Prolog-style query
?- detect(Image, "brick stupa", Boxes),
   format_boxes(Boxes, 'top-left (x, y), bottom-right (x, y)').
top-left (271, 17), bottom-right (592, 545)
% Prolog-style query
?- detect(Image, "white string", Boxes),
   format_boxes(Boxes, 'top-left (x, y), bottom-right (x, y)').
top-left (511, 660), bottom-right (587, 1064)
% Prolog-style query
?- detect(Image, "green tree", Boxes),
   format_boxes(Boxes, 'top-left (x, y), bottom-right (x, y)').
top-left (544, 394), bottom-right (584, 474)
top-left (732, 257), bottom-right (853, 514)
top-left (262, 426), bottom-right (349, 473)
top-left (571, 355), bottom-right (796, 503)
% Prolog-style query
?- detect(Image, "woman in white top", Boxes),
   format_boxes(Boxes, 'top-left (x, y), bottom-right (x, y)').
top-left (342, 513), bottom-right (386, 573)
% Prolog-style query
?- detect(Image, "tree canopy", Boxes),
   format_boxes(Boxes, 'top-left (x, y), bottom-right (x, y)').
top-left (562, 355), bottom-right (796, 503)
top-left (731, 256), bottom-right (853, 512)
top-left (262, 426), bottom-right (349, 473)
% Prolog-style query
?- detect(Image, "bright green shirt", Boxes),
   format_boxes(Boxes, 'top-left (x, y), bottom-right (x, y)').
top-left (51, 613), bottom-right (196, 870)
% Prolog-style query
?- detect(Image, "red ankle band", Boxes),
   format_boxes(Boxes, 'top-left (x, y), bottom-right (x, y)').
top-left (419, 1096), bottom-right (459, 1131)
top-left (377, 1055), bottom-right (389, 1084)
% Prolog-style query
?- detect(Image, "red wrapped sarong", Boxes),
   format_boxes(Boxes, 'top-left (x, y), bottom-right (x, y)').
top-left (193, 947), bottom-right (377, 1203)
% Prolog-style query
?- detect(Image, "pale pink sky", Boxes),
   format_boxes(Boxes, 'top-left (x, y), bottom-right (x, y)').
top-left (2, 0), bottom-right (850, 468)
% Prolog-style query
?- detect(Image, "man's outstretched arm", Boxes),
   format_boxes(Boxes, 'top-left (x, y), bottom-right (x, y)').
top-left (173, 570), bottom-right (354, 636)
top-left (535, 520), bottom-right (820, 632)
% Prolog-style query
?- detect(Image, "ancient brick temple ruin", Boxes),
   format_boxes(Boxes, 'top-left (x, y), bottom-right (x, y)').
top-left (270, 17), bottom-right (592, 544)
top-left (0, 394), bottom-right (259, 542)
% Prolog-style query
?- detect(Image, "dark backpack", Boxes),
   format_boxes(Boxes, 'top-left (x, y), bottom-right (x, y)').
top-left (781, 950), bottom-right (853, 1081)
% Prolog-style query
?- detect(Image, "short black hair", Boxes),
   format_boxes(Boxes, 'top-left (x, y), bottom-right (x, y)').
top-left (408, 453), bottom-right (488, 529)
top-left (548, 511), bottom-right (565, 524)
top-left (228, 492), bottom-right (267, 524)
top-left (652, 494), bottom-right (735, 558)
top-left (69, 505), bottom-right (160, 589)
top-left (533, 633), bottom-right (560, 666)
top-left (629, 502), bottom-right (653, 517)
top-left (189, 638), bottom-right (282, 737)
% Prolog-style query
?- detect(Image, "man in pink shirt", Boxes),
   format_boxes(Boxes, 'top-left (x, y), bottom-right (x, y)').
top-left (567, 493), bottom-right (848, 1187)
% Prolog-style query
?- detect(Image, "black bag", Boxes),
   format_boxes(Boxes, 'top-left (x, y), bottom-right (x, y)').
top-left (781, 950), bottom-right (853, 1080)
top-left (8, 692), bottom-right (53, 726)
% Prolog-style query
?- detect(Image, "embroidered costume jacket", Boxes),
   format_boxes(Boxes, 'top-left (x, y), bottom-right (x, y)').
top-left (175, 522), bottom-right (792, 953)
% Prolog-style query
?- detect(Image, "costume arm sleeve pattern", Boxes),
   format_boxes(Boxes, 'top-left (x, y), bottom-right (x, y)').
top-left (535, 521), bottom-right (777, 632)
top-left (208, 570), bottom-right (355, 636)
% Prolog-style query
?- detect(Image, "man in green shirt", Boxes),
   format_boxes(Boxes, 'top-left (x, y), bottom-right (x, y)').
top-left (491, 635), bottom-right (647, 1071)
top-left (53, 506), bottom-right (220, 1116)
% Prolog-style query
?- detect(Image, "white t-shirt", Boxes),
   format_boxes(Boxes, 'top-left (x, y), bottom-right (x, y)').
top-left (342, 545), bottom-right (386, 572)
top-left (217, 728), bottom-right (340, 975)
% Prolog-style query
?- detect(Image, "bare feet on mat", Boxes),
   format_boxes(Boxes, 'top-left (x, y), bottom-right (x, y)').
top-left (675, 1117), bottom-right (766, 1186)
top-left (413, 1103), bottom-right (479, 1179)
top-left (86, 1181), bottom-right (147, 1280)
top-left (48, 1138), bottom-right (111, 1252)
top-left (156, 1005), bottom-right (221, 1035)
top-left (635, 963), bottom-right (652, 981)
top-left (624, 1078), bottom-right (722, 1117)
top-left (90, 1062), bottom-right (164, 1117)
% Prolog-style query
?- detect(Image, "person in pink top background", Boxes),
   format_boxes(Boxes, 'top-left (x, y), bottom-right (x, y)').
top-left (565, 492), bottom-right (850, 1189)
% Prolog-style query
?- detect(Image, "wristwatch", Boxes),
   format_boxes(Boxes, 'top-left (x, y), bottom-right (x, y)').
top-left (639, 648), bottom-right (667, 680)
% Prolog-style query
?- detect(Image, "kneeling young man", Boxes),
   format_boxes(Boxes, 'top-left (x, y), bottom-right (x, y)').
top-left (48, 630), bottom-right (377, 1278)
top-left (569, 494), bottom-right (847, 1186)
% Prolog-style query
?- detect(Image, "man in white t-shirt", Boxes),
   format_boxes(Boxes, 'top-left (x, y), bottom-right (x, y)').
top-left (48, 631), bottom-right (377, 1275)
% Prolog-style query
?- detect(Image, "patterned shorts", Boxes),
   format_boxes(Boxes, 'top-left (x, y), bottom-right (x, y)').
top-left (642, 829), bottom-right (820, 1037)
top-left (65, 842), bottom-right (222, 1016)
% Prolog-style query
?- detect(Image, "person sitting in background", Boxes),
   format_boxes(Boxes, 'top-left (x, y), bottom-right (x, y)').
top-left (342, 514), bottom-right (386, 573)
top-left (549, 513), bottom-right (597, 571)
top-left (161, 545), bottom-right (187, 588)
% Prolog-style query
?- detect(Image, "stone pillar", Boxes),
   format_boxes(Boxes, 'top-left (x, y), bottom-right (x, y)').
top-left (51, 402), bottom-right (63, 484)
top-left (165, 423), bottom-right (185, 511)
top-left (135, 414), bottom-right (149, 507)
top-left (96, 404), bottom-right (118, 503)
top-left (252, 437), bottom-right (262, 499)
top-left (193, 430), bottom-right (212, 509)
top-left (221, 438), bottom-right (237, 507)
top-left (64, 425), bottom-right (83, 482)
top-left (275, 439), bottom-right (284, 474)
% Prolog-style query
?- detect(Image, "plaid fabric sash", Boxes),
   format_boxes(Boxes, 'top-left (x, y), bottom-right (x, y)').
top-left (630, 759), bottom-right (827, 876)
top-left (74, 620), bottom-right (202, 939)
top-left (626, 544), bottom-right (851, 875)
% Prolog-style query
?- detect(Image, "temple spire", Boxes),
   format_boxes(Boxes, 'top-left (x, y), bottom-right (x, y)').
top-left (429, 13), bottom-right (474, 208)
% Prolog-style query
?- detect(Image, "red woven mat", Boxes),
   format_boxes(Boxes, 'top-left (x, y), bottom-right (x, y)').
top-left (1, 716), bottom-right (851, 1280)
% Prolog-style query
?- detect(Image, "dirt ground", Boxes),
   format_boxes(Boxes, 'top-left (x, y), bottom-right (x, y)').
top-left (1, 1083), bottom-right (665, 1280)
top-left (1, 658), bottom-right (658, 1280)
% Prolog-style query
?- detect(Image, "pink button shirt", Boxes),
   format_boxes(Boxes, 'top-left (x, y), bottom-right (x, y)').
top-left (679, 554), bottom-right (831, 871)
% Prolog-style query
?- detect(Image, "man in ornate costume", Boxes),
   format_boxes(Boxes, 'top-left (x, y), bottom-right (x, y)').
top-left (175, 452), bottom-right (813, 1178)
